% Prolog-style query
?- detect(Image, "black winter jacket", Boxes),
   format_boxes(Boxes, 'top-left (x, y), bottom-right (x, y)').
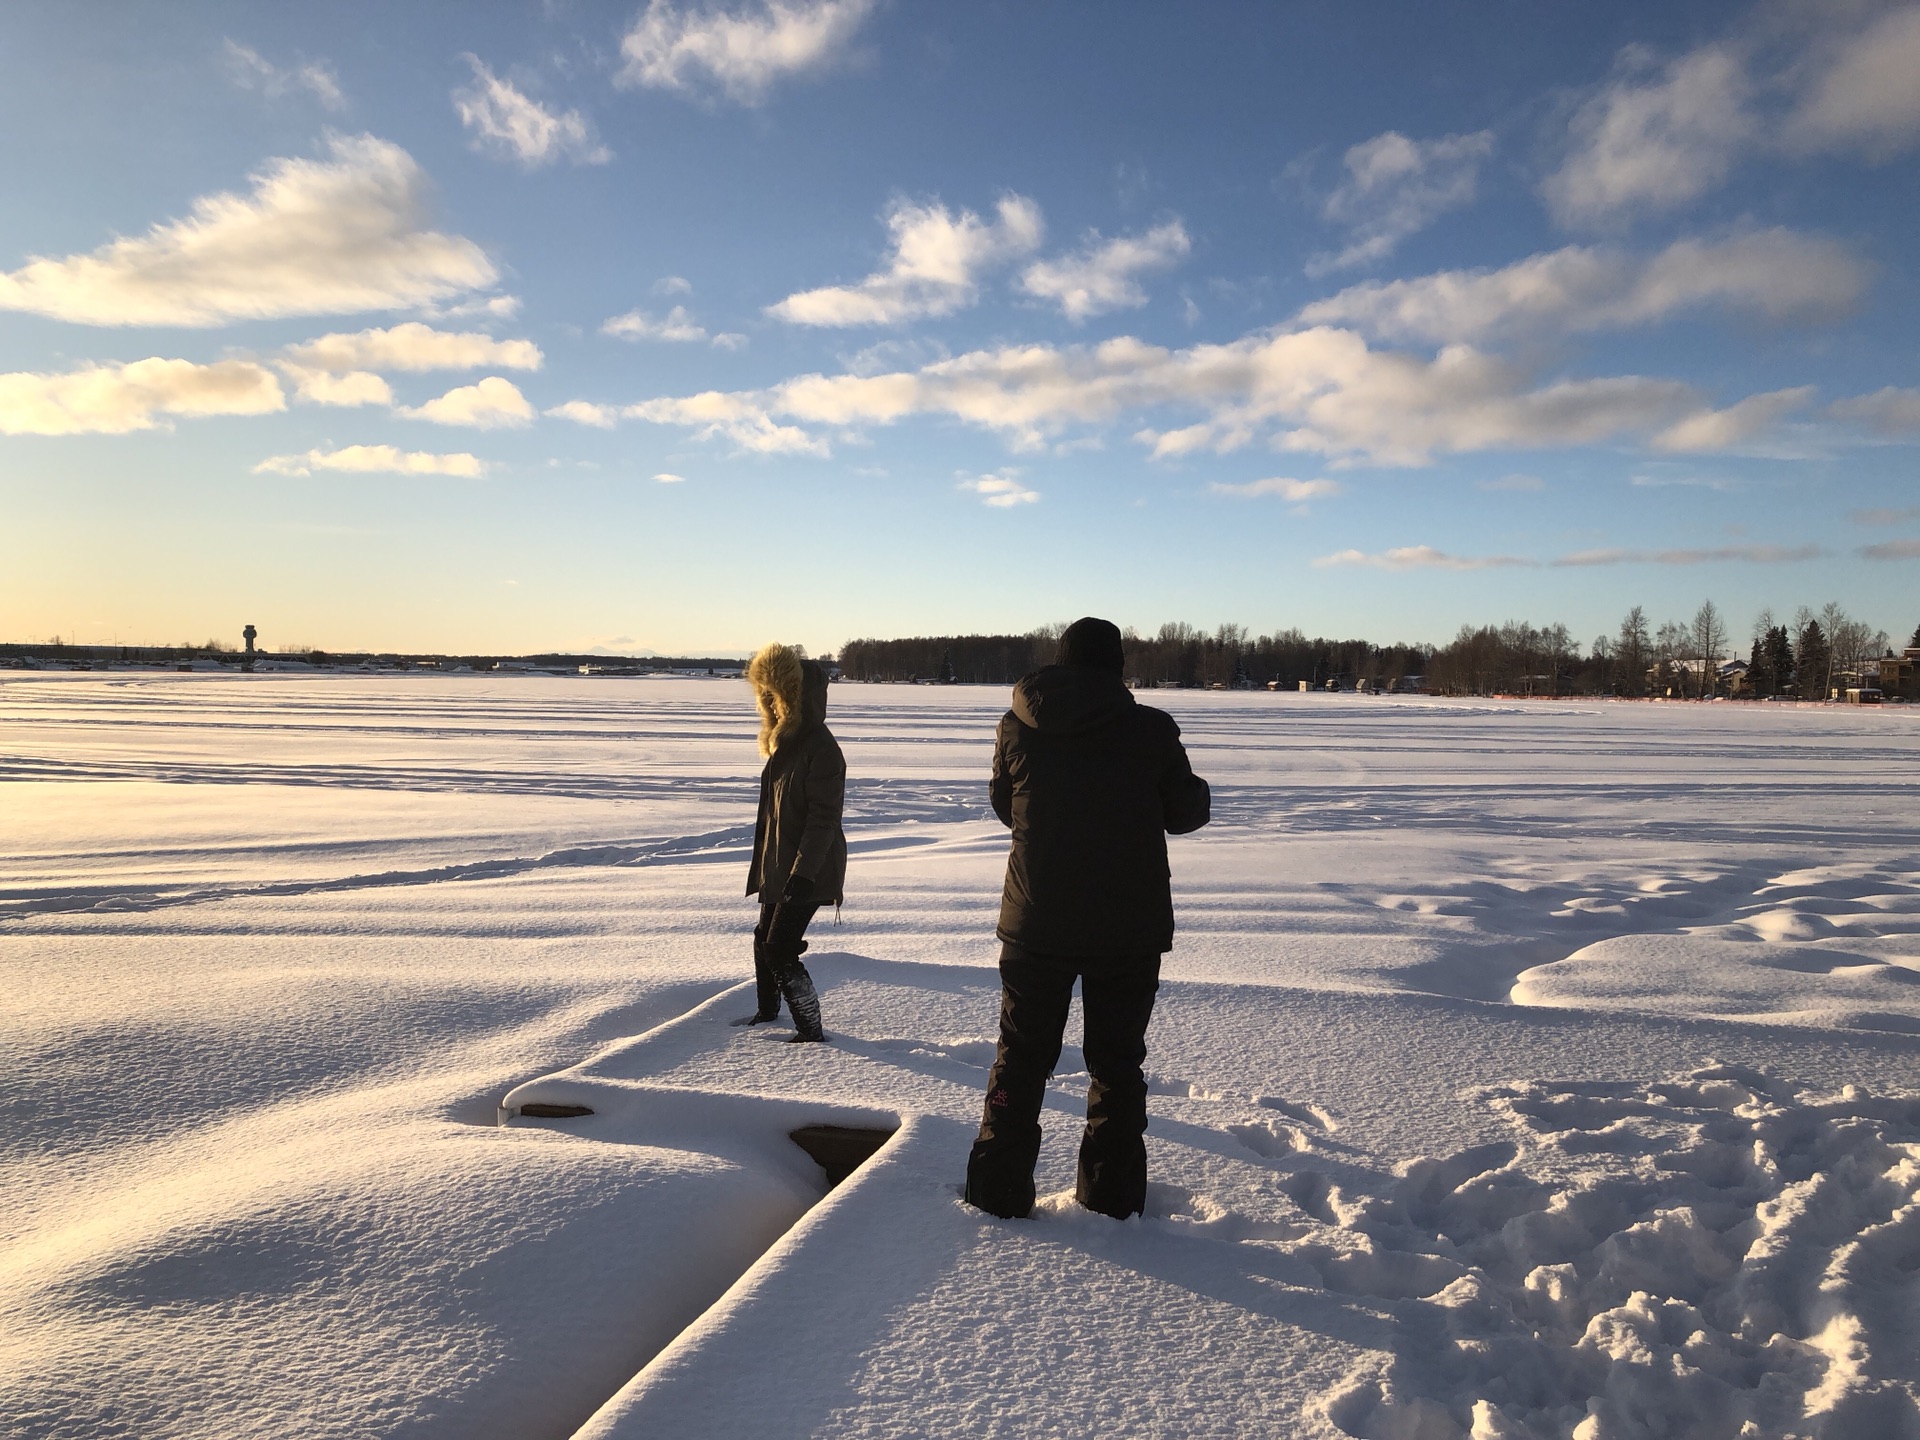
top-left (991, 666), bottom-right (1210, 959)
top-left (747, 664), bottom-right (848, 905)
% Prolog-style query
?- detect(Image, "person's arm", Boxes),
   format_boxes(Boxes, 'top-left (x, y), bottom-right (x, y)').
top-left (1160, 722), bottom-right (1210, 834)
top-left (791, 738), bottom-right (847, 882)
top-left (989, 715), bottom-right (1015, 828)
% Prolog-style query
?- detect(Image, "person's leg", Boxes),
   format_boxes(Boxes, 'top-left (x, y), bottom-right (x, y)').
top-left (965, 948), bottom-right (1075, 1218)
top-left (763, 898), bottom-right (824, 1041)
top-left (731, 903), bottom-right (785, 1026)
top-left (1076, 956), bottom-right (1161, 1219)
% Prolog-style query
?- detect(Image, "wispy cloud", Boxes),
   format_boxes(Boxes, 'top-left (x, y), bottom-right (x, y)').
top-left (1479, 473), bottom-right (1544, 491)
top-left (602, 305), bottom-right (743, 348)
top-left (253, 445), bottom-right (486, 477)
top-left (1313, 129), bottom-right (1492, 272)
top-left (1019, 220), bottom-right (1191, 321)
top-left (1553, 544), bottom-right (1824, 566)
top-left (769, 194), bottom-right (1043, 326)
top-left (1783, 7), bottom-right (1920, 159)
top-left (1650, 386), bottom-right (1814, 453)
top-left (1544, 10), bottom-right (1920, 228)
top-left (397, 377), bottom-right (533, 428)
top-left (0, 357), bottom-right (283, 435)
top-left (960, 470), bottom-right (1038, 507)
top-left (1861, 539), bottom-right (1920, 561)
top-left (1831, 386), bottom-right (1920, 436)
top-left (1850, 505), bottom-right (1920, 526)
top-left (1315, 545), bottom-right (1535, 571)
top-left (283, 323), bottom-right (542, 373)
top-left (613, 326), bottom-right (1722, 466)
top-left (454, 56), bottom-right (610, 167)
top-left (279, 367), bottom-right (392, 407)
top-left (653, 472), bottom-right (687, 483)
top-left (1208, 477), bottom-right (1340, 501)
top-left (1299, 231), bottom-right (1868, 346)
top-left (0, 136), bottom-right (496, 326)
top-left (617, 0), bottom-right (876, 103)
top-left (222, 40), bottom-right (344, 110)
top-left (1544, 46), bottom-right (1752, 227)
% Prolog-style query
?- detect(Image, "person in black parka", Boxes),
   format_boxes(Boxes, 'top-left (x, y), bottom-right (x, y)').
top-left (737, 642), bottom-right (846, 1043)
top-left (965, 617), bottom-right (1210, 1219)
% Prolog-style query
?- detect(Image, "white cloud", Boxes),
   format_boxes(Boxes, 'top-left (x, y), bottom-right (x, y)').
top-left (284, 322), bottom-right (542, 373)
top-left (1553, 544), bottom-right (1824, 566)
top-left (0, 357), bottom-right (283, 435)
top-left (1314, 130), bottom-right (1493, 271)
top-left (546, 400), bottom-right (620, 428)
top-left (654, 275), bottom-right (694, 295)
top-left (1543, 46), bottom-right (1754, 226)
top-left (1650, 385), bottom-right (1814, 453)
top-left (253, 445), bottom-right (486, 477)
top-left (0, 135), bottom-right (497, 326)
top-left (1542, 10), bottom-right (1920, 228)
top-left (222, 40), bottom-right (344, 110)
top-left (617, 0), bottom-right (875, 103)
top-left (1314, 545), bottom-right (1536, 571)
top-left (1479, 472), bottom-right (1545, 491)
top-left (454, 55), bottom-right (611, 168)
top-left (279, 365), bottom-right (393, 407)
top-left (1019, 220), bottom-right (1191, 321)
top-left (1831, 386), bottom-right (1920, 436)
top-left (614, 325), bottom-right (1726, 467)
top-left (653, 472), bottom-right (686, 483)
top-left (398, 376), bottom-right (534, 428)
top-left (768, 194), bottom-right (1044, 326)
top-left (1785, 6), bottom-right (1920, 157)
top-left (626, 392), bottom-right (827, 455)
top-left (961, 471), bottom-right (1038, 507)
top-left (1861, 539), bottom-right (1920, 561)
top-left (1299, 231), bottom-right (1868, 345)
top-left (1208, 477), bottom-right (1341, 501)
top-left (603, 305), bottom-right (710, 342)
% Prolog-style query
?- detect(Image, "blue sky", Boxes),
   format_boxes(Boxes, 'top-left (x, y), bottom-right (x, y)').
top-left (4, 0), bottom-right (1918, 656)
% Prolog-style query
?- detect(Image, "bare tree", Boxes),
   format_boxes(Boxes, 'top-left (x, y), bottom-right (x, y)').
top-left (1543, 623), bottom-right (1576, 697)
top-left (1818, 601), bottom-right (1847, 699)
top-left (1692, 599), bottom-right (1727, 699)
top-left (1655, 619), bottom-right (1689, 697)
top-left (1616, 606), bottom-right (1650, 697)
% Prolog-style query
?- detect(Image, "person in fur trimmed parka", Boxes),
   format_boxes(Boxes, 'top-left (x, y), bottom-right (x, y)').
top-left (736, 642), bottom-right (846, 1041)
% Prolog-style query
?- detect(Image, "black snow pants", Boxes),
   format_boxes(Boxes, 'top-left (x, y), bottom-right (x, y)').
top-left (751, 899), bottom-right (821, 1017)
top-left (965, 945), bottom-right (1161, 1220)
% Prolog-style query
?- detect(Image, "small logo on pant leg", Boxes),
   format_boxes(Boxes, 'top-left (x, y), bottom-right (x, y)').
top-left (988, 1087), bottom-right (1010, 1109)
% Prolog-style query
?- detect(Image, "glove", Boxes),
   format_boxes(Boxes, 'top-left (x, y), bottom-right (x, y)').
top-left (782, 872), bottom-right (816, 904)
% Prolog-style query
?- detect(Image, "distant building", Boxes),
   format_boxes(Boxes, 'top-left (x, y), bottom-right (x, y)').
top-left (1873, 647), bottom-right (1920, 700)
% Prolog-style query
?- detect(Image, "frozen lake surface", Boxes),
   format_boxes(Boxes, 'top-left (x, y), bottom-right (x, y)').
top-left (4, 673), bottom-right (1918, 1438)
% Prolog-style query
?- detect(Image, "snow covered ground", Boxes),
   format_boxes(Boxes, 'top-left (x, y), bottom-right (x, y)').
top-left (3, 672), bottom-right (1917, 1439)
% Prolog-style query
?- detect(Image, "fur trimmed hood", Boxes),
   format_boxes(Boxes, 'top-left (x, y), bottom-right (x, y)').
top-left (747, 642), bottom-right (828, 757)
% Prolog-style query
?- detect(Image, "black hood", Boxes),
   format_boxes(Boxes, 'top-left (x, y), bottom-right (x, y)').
top-left (1010, 665), bottom-right (1135, 736)
top-left (799, 659), bottom-right (830, 729)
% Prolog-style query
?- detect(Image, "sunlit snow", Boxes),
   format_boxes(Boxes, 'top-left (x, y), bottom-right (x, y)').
top-left (4, 673), bottom-right (1917, 1438)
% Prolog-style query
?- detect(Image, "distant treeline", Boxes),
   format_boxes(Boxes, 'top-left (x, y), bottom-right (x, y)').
top-left (0, 641), bottom-right (747, 672)
top-left (837, 601), bottom-right (1920, 698)
top-left (836, 623), bottom-right (1430, 689)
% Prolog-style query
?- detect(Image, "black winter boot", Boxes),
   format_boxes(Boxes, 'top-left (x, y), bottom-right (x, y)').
top-left (730, 943), bottom-right (784, 1026)
top-left (777, 960), bottom-right (825, 1043)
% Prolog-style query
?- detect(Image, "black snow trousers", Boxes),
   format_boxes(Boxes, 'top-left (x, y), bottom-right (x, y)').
top-left (751, 899), bottom-right (821, 1018)
top-left (965, 945), bottom-right (1161, 1220)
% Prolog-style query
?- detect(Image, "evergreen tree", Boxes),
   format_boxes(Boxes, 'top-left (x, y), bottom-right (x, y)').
top-left (1764, 625), bottom-right (1793, 698)
top-left (1910, 621), bottom-right (1920, 650)
top-left (1795, 618), bottom-right (1830, 700)
top-left (938, 647), bottom-right (957, 684)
